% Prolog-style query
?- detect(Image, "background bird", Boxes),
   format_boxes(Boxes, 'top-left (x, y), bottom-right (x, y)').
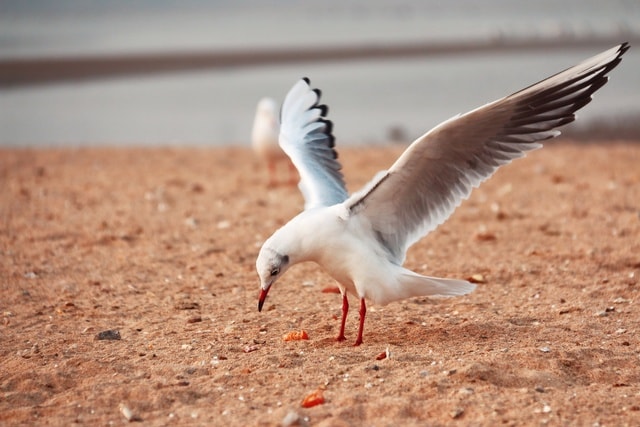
top-left (251, 97), bottom-right (297, 186)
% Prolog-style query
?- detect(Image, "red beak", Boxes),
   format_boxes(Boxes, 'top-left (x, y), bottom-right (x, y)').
top-left (258, 287), bottom-right (270, 312)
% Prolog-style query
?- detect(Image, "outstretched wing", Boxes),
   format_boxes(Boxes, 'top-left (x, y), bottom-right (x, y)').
top-left (279, 78), bottom-right (348, 210)
top-left (347, 43), bottom-right (629, 263)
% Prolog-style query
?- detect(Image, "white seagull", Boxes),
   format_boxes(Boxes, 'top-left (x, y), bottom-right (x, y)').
top-left (251, 97), bottom-right (297, 186)
top-left (256, 43), bottom-right (629, 345)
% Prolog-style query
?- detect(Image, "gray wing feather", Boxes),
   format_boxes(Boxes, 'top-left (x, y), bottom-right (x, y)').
top-left (347, 43), bottom-right (629, 263)
top-left (279, 78), bottom-right (349, 209)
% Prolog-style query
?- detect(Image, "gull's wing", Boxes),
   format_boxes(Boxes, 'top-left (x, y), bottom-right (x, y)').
top-left (347, 43), bottom-right (629, 262)
top-left (279, 78), bottom-right (348, 210)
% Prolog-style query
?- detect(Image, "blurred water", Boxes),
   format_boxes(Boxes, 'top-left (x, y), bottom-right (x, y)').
top-left (1, 0), bottom-right (639, 146)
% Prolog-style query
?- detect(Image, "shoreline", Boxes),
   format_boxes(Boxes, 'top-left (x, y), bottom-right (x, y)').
top-left (2, 34), bottom-right (637, 87)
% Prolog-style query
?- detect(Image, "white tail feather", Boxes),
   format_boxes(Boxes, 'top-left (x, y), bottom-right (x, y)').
top-left (399, 273), bottom-right (476, 298)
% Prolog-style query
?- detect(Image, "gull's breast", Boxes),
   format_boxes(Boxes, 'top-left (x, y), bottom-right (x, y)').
top-left (309, 207), bottom-right (394, 299)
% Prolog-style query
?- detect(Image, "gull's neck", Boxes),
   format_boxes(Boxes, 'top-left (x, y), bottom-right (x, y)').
top-left (267, 209), bottom-right (332, 265)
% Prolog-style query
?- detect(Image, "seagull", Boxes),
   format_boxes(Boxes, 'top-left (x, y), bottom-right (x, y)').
top-left (251, 97), bottom-right (297, 186)
top-left (256, 43), bottom-right (629, 346)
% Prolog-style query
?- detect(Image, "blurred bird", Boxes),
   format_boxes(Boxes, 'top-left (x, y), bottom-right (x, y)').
top-left (251, 97), bottom-right (297, 186)
top-left (256, 43), bottom-right (628, 345)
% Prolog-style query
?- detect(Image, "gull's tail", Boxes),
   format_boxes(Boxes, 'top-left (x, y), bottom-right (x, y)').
top-left (399, 272), bottom-right (476, 298)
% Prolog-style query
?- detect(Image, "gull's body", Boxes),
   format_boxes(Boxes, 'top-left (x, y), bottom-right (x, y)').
top-left (251, 97), bottom-right (296, 186)
top-left (261, 203), bottom-right (472, 306)
top-left (256, 43), bottom-right (629, 345)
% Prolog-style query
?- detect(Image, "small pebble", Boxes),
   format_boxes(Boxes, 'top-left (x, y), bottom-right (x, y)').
top-left (474, 231), bottom-right (497, 242)
top-left (174, 301), bottom-right (200, 310)
top-left (96, 330), bottom-right (121, 341)
top-left (281, 410), bottom-right (300, 427)
top-left (119, 403), bottom-right (141, 422)
top-left (243, 345), bottom-right (259, 353)
top-left (468, 274), bottom-right (486, 284)
top-left (539, 346), bottom-right (550, 353)
top-left (595, 307), bottom-right (616, 317)
top-left (450, 407), bottom-right (464, 419)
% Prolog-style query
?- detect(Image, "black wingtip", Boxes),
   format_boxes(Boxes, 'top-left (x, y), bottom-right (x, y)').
top-left (317, 104), bottom-right (329, 116)
top-left (310, 89), bottom-right (331, 119)
top-left (320, 118), bottom-right (334, 135)
top-left (598, 42), bottom-right (629, 80)
top-left (614, 42), bottom-right (630, 65)
top-left (620, 42), bottom-right (630, 54)
top-left (302, 77), bottom-right (310, 85)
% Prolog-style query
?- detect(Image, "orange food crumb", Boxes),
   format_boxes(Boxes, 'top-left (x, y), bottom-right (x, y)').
top-left (321, 286), bottom-right (341, 294)
top-left (375, 351), bottom-right (387, 360)
top-left (282, 330), bottom-right (309, 341)
top-left (301, 388), bottom-right (325, 408)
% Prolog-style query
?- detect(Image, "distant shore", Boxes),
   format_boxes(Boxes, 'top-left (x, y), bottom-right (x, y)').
top-left (1, 33), bottom-right (637, 87)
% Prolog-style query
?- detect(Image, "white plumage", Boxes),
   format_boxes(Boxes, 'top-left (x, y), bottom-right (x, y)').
top-left (251, 97), bottom-right (297, 186)
top-left (256, 43), bottom-right (629, 345)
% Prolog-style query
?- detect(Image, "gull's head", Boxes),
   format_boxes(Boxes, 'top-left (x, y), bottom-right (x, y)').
top-left (256, 245), bottom-right (290, 312)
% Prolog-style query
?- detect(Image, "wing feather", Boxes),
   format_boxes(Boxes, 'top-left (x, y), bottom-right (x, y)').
top-left (347, 43), bottom-right (629, 263)
top-left (279, 78), bottom-right (349, 209)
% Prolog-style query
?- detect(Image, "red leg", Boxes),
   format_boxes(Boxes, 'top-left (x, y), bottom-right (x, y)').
top-left (336, 293), bottom-right (348, 342)
top-left (354, 298), bottom-right (366, 346)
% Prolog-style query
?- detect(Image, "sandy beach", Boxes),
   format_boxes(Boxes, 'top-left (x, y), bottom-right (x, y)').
top-left (1, 142), bottom-right (639, 426)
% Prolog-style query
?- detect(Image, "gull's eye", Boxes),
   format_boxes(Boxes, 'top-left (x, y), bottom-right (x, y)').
top-left (270, 267), bottom-right (280, 277)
